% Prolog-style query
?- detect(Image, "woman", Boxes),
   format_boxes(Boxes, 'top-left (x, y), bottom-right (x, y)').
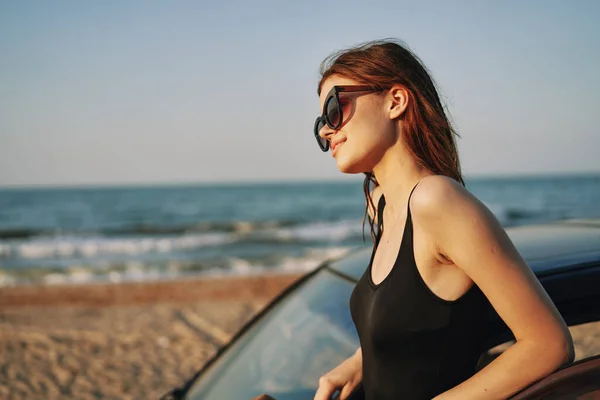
top-left (310, 39), bottom-right (574, 399)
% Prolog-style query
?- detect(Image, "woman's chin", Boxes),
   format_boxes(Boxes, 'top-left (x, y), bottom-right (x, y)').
top-left (335, 158), bottom-right (367, 174)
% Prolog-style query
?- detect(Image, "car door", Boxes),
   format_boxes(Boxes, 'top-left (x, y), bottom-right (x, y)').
top-left (509, 354), bottom-right (600, 400)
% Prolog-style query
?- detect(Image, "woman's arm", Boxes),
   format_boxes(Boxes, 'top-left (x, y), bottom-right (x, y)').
top-left (412, 176), bottom-right (574, 400)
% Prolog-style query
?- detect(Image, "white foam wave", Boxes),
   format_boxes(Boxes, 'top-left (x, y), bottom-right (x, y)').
top-left (0, 245), bottom-right (357, 286)
top-left (227, 246), bottom-right (354, 275)
top-left (8, 233), bottom-right (233, 259)
top-left (274, 220), bottom-right (363, 242)
top-left (0, 271), bottom-right (17, 286)
top-left (0, 243), bottom-right (11, 257)
top-left (305, 246), bottom-right (354, 261)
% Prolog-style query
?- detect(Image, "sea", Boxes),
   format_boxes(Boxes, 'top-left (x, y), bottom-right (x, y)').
top-left (0, 174), bottom-right (599, 286)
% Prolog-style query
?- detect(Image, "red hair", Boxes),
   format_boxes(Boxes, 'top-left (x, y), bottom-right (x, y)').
top-left (318, 39), bottom-right (465, 243)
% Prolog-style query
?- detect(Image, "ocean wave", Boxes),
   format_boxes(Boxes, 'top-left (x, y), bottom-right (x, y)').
top-left (485, 204), bottom-right (545, 225)
top-left (272, 220), bottom-right (364, 242)
top-left (0, 220), bottom-right (302, 240)
top-left (1, 207), bottom-right (544, 264)
top-left (226, 246), bottom-right (354, 275)
top-left (0, 246), bottom-right (356, 286)
top-left (0, 219), bottom-right (365, 260)
top-left (0, 233), bottom-right (234, 259)
top-left (0, 228), bottom-right (45, 240)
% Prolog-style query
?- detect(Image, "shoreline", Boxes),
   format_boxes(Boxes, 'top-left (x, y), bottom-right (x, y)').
top-left (0, 271), bottom-right (305, 308)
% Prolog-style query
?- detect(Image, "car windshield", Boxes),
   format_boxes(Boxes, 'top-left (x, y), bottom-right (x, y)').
top-left (185, 269), bottom-right (359, 400)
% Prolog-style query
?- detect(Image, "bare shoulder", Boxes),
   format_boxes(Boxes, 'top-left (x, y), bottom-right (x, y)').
top-left (410, 175), bottom-right (475, 214)
top-left (410, 174), bottom-right (512, 263)
top-left (409, 175), bottom-right (495, 235)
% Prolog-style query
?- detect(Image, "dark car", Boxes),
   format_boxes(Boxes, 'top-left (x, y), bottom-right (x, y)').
top-left (162, 219), bottom-right (600, 400)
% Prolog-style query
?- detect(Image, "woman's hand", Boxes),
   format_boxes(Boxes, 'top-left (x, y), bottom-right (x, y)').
top-left (314, 349), bottom-right (363, 400)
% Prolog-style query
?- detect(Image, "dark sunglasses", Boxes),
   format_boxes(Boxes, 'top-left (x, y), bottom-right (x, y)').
top-left (313, 85), bottom-right (380, 152)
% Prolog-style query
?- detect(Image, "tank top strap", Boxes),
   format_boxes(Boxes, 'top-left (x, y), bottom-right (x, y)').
top-left (375, 179), bottom-right (422, 245)
top-left (377, 194), bottom-right (385, 227)
top-left (375, 194), bottom-right (386, 246)
top-left (406, 179), bottom-right (422, 215)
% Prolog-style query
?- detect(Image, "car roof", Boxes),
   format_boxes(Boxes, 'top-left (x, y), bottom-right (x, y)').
top-left (328, 218), bottom-right (600, 281)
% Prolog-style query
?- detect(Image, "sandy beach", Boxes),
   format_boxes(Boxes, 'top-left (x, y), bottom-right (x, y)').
top-left (0, 273), bottom-right (302, 400)
top-left (1, 273), bottom-right (599, 400)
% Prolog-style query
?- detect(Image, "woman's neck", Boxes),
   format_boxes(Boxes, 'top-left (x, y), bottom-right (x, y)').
top-left (372, 143), bottom-right (433, 221)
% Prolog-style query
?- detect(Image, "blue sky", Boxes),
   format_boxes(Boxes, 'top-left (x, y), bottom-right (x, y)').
top-left (1, 0), bottom-right (599, 186)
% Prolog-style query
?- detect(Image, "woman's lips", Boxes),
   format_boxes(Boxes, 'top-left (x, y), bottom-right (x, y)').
top-left (331, 140), bottom-right (345, 156)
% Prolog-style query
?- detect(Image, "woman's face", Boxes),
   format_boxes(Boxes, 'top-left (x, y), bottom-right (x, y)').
top-left (318, 76), bottom-right (395, 174)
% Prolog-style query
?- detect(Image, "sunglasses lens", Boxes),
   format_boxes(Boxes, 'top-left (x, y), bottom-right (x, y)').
top-left (325, 95), bottom-right (341, 128)
top-left (314, 118), bottom-right (328, 151)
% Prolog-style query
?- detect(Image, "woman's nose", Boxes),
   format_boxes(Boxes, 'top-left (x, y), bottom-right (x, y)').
top-left (318, 122), bottom-right (334, 140)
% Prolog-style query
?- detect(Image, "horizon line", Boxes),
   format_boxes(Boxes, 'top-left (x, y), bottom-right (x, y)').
top-left (1, 170), bottom-right (599, 190)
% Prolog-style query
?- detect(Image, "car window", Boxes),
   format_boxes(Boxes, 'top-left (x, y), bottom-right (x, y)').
top-left (185, 270), bottom-right (359, 400)
top-left (328, 248), bottom-right (371, 281)
top-left (509, 355), bottom-right (600, 400)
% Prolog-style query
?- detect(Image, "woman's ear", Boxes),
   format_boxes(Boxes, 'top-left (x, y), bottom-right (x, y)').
top-left (388, 85), bottom-right (409, 119)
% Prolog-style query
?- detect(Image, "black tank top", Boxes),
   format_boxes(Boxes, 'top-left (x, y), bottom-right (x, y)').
top-left (349, 182), bottom-right (490, 399)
